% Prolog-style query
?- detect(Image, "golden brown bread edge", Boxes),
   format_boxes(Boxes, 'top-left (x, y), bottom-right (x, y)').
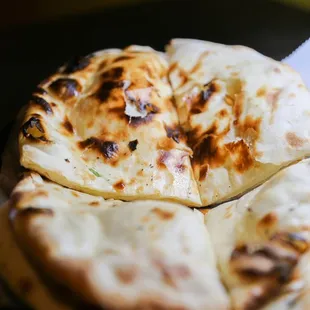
top-left (18, 40), bottom-right (310, 208)
top-left (18, 46), bottom-right (201, 206)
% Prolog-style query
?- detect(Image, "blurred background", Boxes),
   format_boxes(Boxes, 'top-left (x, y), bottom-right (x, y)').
top-left (1, 0), bottom-right (310, 29)
top-left (1, 0), bottom-right (310, 131)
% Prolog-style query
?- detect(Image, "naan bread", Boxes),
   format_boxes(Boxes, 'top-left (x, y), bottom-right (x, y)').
top-left (1, 127), bottom-right (69, 309)
top-left (10, 173), bottom-right (229, 310)
top-left (9, 39), bottom-right (310, 309)
top-left (206, 159), bottom-right (310, 309)
top-left (167, 38), bottom-right (310, 206)
top-left (19, 45), bottom-right (200, 206)
top-left (0, 133), bottom-right (98, 309)
top-left (0, 201), bottom-right (71, 310)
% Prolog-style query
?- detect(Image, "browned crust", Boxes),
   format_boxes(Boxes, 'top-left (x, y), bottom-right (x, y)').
top-left (30, 96), bottom-right (53, 115)
top-left (49, 78), bottom-right (81, 100)
top-left (230, 232), bottom-right (309, 310)
top-left (21, 115), bottom-right (50, 143)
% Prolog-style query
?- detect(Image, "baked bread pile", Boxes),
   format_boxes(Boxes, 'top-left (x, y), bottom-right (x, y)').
top-left (1, 39), bottom-right (310, 309)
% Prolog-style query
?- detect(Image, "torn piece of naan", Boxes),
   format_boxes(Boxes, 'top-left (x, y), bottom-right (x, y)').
top-left (206, 159), bottom-right (310, 310)
top-left (19, 45), bottom-right (200, 206)
top-left (167, 38), bottom-right (310, 206)
top-left (10, 172), bottom-right (229, 310)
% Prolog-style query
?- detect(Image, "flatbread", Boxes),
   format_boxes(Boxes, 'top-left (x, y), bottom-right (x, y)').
top-left (0, 131), bottom-right (102, 309)
top-left (19, 45), bottom-right (200, 206)
top-left (0, 201), bottom-right (71, 310)
top-left (8, 38), bottom-right (310, 310)
top-left (206, 158), bottom-right (310, 309)
top-left (10, 173), bottom-right (229, 310)
top-left (0, 136), bottom-right (71, 309)
top-left (167, 38), bottom-right (310, 206)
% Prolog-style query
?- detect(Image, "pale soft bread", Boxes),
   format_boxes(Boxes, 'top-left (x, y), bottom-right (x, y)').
top-left (206, 159), bottom-right (310, 310)
top-left (0, 129), bottom-right (63, 309)
top-left (0, 137), bottom-right (89, 310)
top-left (0, 135), bottom-right (69, 309)
top-left (19, 45), bottom-right (200, 206)
top-left (0, 201), bottom-right (71, 310)
top-left (167, 38), bottom-right (310, 206)
top-left (10, 173), bottom-right (229, 310)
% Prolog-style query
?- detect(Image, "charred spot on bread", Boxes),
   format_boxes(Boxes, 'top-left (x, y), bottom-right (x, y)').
top-left (101, 67), bottom-right (124, 80)
top-left (128, 113), bottom-right (157, 127)
top-left (78, 138), bottom-right (119, 160)
top-left (192, 135), bottom-right (227, 169)
top-left (126, 104), bottom-right (159, 127)
top-left (62, 55), bottom-right (92, 74)
top-left (112, 55), bottom-right (135, 63)
top-left (21, 116), bottom-right (50, 143)
top-left (62, 117), bottom-right (74, 135)
top-left (96, 81), bottom-right (124, 102)
top-left (30, 96), bottom-right (53, 115)
top-left (128, 139), bottom-right (138, 152)
top-left (49, 78), bottom-right (81, 100)
top-left (190, 81), bottom-right (219, 114)
top-left (230, 232), bottom-right (309, 310)
top-left (164, 124), bottom-right (181, 144)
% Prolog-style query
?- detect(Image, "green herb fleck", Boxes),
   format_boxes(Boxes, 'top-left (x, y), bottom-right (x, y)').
top-left (89, 168), bottom-right (102, 177)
